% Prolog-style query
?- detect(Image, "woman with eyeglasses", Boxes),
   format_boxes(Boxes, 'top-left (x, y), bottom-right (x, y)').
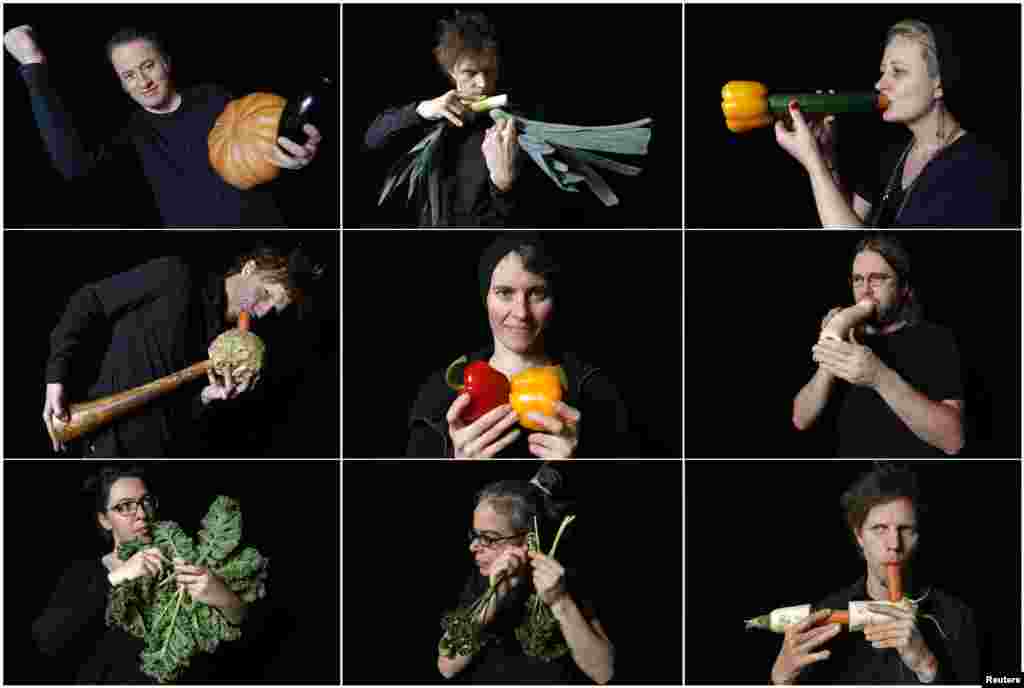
top-left (407, 233), bottom-right (630, 458)
top-left (437, 465), bottom-right (614, 683)
top-left (31, 465), bottom-right (247, 683)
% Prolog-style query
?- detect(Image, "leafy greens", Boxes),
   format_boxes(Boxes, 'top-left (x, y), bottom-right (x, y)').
top-left (105, 496), bottom-right (269, 683)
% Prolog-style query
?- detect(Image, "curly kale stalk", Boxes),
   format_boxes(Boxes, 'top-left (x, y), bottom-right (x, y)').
top-left (107, 496), bottom-right (269, 683)
top-left (438, 567), bottom-right (515, 660)
top-left (515, 514), bottom-right (577, 662)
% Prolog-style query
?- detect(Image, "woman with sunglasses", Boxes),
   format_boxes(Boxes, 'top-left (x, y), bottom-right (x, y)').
top-left (31, 465), bottom-right (247, 683)
top-left (437, 465), bottom-right (614, 683)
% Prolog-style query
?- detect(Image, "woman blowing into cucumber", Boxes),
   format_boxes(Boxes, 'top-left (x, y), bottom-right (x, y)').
top-left (768, 464), bottom-right (979, 685)
top-left (776, 19), bottom-right (1010, 227)
top-left (406, 234), bottom-right (629, 458)
top-left (437, 465), bottom-right (614, 683)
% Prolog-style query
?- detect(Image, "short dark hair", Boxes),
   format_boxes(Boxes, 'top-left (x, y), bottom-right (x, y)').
top-left (82, 464), bottom-right (153, 546)
top-left (851, 233), bottom-right (923, 326)
top-left (474, 464), bottom-right (571, 533)
top-left (433, 11), bottom-right (500, 82)
top-left (840, 463), bottom-right (927, 557)
top-left (105, 27), bottom-right (170, 65)
top-left (478, 233), bottom-right (560, 305)
top-left (226, 245), bottom-right (326, 313)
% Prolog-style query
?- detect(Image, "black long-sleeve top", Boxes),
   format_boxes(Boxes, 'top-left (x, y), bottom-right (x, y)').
top-left (32, 558), bottom-right (261, 684)
top-left (407, 347), bottom-right (629, 458)
top-left (17, 63), bottom-right (285, 227)
top-left (364, 102), bottom-right (555, 227)
top-left (798, 576), bottom-right (980, 684)
top-left (45, 256), bottom-right (228, 457)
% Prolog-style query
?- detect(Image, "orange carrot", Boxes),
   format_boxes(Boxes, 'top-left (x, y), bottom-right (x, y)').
top-left (809, 609), bottom-right (849, 628)
top-left (887, 563), bottom-right (902, 602)
top-left (238, 310), bottom-right (251, 332)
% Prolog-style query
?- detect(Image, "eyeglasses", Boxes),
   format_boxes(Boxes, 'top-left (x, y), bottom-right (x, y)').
top-left (109, 495), bottom-right (159, 516)
top-left (467, 528), bottom-right (526, 548)
top-left (850, 273), bottom-right (894, 289)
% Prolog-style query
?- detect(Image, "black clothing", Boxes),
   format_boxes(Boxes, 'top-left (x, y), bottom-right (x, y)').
top-left (407, 347), bottom-right (629, 458)
top-left (855, 133), bottom-right (1012, 227)
top-left (836, 321), bottom-right (963, 457)
top-left (798, 575), bottom-right (980, 685)
top-left (442, 568), bottom-right (596, 684)
top-left (18, 63), bottom-right (285, 227)
top-left (364, 102), bottom-right (553, 227)
top-left (31, 558), bottom-right (227, 684)
top-left (45, 257), bottom-right (226, 457)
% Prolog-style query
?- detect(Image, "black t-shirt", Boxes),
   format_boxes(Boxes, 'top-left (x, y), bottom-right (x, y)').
top-left (854, 133), bottom-right (1012, 228)
top-left (798, 576), bottom-right (980, 685)
top-left (442, 568), bottom-right (597, 684)
top-left (836, 321), bottom-right (963, 457)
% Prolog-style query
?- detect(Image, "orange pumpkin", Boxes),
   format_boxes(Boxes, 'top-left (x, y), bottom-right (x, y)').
top-left (208, 92), bottom-right (285, 190)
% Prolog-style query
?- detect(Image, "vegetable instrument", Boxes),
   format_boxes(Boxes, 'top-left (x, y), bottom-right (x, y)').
top-left (722, 81), bottom-right (889, 133)
top-left (515, 514), bottom-right (577, 661)
top-left (509, 366), bottom-right (568, 431)
top-left (446, 355), bottom-right (511, 423)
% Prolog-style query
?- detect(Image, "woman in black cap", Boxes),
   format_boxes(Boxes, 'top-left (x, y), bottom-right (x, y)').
top-left (777, 18), bottom-right (1010, 227)
top-left (406, 233), bottom-right (629, 458)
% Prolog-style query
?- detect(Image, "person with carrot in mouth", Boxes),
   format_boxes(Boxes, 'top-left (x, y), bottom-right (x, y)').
top-left (771, 463), bottom-right (979, 685)
top-left (793, 234), bottom-right (965, 457)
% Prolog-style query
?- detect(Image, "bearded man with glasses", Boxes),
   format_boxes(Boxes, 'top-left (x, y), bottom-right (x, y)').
top-left (793, 235), bottom-right (965, 456)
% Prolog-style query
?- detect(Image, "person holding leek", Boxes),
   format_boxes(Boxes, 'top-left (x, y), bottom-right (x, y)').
top-left (30, 464), bottom-right (255, 683)
top-left (364, 11), bottom-right (542, 227)
top-left (766, 464), bottom-right (979, 684)
top-left (406, 234), bottom-right (630, 458)
top-left (775, 19), bottom-right (1010, 227)
top-left (437, 464), bottom-right (614, 683)
top-left (793, 235), bottom-right (965, 457)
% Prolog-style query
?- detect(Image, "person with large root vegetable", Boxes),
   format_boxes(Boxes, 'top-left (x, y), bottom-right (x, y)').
top-left (792, 234), bottom-right (965, 456)
top-left (769, 464), bottom-right (979, 684)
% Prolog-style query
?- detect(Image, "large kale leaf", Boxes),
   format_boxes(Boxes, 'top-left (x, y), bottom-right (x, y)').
top-left (106, 496), bottom-right (269, 683)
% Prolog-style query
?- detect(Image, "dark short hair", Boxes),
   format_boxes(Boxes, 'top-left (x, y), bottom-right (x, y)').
top-left (433, 11), bottom-right (500, 82)
top-left (851, 233), bottom-right (923, 326)
top-left (82, 464), bottom-right (153, 546)
top-left (474, 464), bottom-right (571, 533)
top-left (478, 233), bottom-right (560, 305)
top-left (840, 463), bottom-right (926, 557)
top-left (105, 27), bottom-right (170, 65)
top-left (226, 245), bottom-right (326, 313)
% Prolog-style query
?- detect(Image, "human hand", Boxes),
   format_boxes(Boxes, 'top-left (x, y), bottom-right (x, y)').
top-left (482, 117), bottom-right (519, 192)
top-left (448, 398), bottom-right (521, 458)
top-left (173, 558), bottom-right (234, 607)
top-left (267, 124), bottom-right (321, 170)
top-left (527, 550), bottom-right (568, 607)
top-left (490, 544), bottom-right (529, 589)
top-left (42, 382), bottom-right (69, 453)
top-left (524, 401), bottom-right (580, 459)
top-left (111, 546), bottom-right (168, 584)
top-left (811, 331), bottom-right (884, 388)
top-left (417, 89), bottom-right (468, 127)
top-left (4, 25), bottom-right (46, 65)
top-left (201, 369), bottom-right (256, 405)
top-left (771, 609), bottom-right (840, 685)
top-left (820, 306), bottom-right (844, 333)
top-left (864, 603), bottom-right (935, 677)
top-left (775, 100), bottom-right (829, 174)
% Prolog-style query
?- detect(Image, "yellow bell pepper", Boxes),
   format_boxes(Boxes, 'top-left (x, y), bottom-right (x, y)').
top-left (721, 80), bottom-right (772, 133)
top-left (510, 366), bottom-right (566, 431)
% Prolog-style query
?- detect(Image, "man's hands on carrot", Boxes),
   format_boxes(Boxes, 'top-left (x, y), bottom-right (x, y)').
top-left (812, 332), bottom-right (885, 388)
top-left (865, 603), bottom-right (936, 677)
top-left (771, 609), bottom-right (840, 685)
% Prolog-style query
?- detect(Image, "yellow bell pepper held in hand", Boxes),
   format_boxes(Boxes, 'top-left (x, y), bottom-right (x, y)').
top-left (721, 81), bottom-right (772, 134)
top-left (510, 366), bottom-right (568, 431)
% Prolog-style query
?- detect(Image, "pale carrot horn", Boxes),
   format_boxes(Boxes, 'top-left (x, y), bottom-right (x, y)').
top-left (886, 563), bottom-right (903, 603)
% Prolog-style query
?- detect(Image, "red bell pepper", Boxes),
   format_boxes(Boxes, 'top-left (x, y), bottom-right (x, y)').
top-left (446, 355), bottom-right (510, 423)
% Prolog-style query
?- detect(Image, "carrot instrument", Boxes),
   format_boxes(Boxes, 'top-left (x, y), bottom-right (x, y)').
top-left (886, 562), bottom-right (902, 603)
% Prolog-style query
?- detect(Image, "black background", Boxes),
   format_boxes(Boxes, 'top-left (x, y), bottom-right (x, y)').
top-left (685, 460), bottom-right (1022, 684)
top-left (3, 459), bottom-right (340, 684)
top-left (685, 4), bottom-right (1022, 228)
top-left (343, 459), bottom-right (683, 684)
top-left (342, 230), bottom-right (683, 458)
top-left (3, 4), bottom-right (339, 228)
top-left (684, 230), bottom-right (1021, 458)
top-left (3, 230), bottom-right (340, 458)
top-left (344, 4), bottom-right (682, 228)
